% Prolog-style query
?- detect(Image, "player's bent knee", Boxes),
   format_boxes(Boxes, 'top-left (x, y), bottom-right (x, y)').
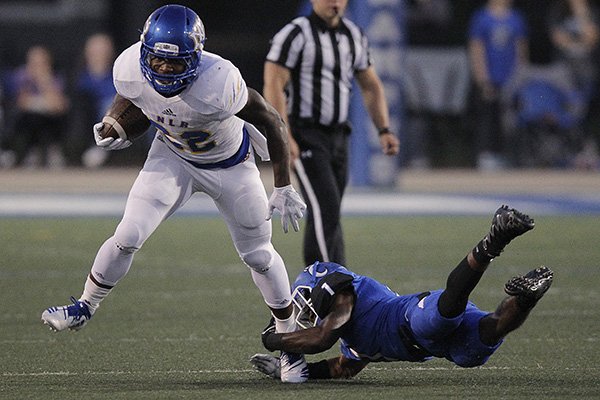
top-left (113, 219), bottom-right (147, 252)
top-left (115, 241), bottom-right (139, 254)
top-left (242, 248), bottom-right (273, 273)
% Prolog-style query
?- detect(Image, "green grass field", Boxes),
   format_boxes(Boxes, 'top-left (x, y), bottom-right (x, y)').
top-left (1, 215), bottom-right (599, 399)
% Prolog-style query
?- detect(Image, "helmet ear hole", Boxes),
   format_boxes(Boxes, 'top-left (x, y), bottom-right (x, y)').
top-left (139, 4), bottom-right (205, 96)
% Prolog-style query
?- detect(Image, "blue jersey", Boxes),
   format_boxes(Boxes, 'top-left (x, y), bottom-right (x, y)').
top-left (468, 7), bottom-right (528, 87)
top-left (292, 262), bottom-right (503, 367)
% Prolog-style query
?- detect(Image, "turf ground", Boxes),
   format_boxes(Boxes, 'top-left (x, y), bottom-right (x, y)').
top-left (1, 214), bottom-right (599, 399)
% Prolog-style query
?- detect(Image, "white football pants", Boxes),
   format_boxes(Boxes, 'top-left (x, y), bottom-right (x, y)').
top-left (88, 138), bottom-right (292, 309)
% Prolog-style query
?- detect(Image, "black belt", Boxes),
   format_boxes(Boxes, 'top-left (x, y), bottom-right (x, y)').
top-left (398, 325), bottom-right (432, 360)
top-left (398, 291), bottom-right (433, 360)
top-left (291, 118), bottom-right (351, 134)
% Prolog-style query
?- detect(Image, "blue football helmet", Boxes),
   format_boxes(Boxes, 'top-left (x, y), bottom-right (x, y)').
top-left (140, 5), bottom-right (206, 96)
top-left (290, 262), bottom-right (327, 329)
top-left (291, 262), bottom-right (355, 329)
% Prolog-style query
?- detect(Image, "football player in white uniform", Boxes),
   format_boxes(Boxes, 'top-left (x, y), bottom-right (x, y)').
top-left (41, 4), bottom-right (308, 382)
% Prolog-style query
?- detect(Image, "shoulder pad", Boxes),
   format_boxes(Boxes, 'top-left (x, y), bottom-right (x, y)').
top-left (311, 272), bottom-right (354, 319)
top-left (113, 42), bottom-right (145, 99)
top-left (185, 51), bottom-right (247, 113)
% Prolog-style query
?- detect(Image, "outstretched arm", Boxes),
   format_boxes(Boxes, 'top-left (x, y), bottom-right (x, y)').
top-left (237, 88), bottom-right (291, 187)
top-left (250, 352), bottom-right (369, 380)
top-left (320, 355), bottom-right (369, 379)
top-left (262, 289), bottom-right (354, 354)
top-left (237, 88), bottom-right (306, 233)
top-left (253, 289), bottom-right (367, 380)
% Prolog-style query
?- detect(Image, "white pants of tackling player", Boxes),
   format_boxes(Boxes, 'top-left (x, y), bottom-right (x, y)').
top-left (88, 136), bottom-right (292, 310)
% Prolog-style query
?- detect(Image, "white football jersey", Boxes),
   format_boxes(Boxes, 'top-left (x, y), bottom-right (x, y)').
top-left (113, 42), bottom-right (249, 164)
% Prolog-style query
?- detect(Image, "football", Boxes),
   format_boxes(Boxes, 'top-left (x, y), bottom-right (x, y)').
top-left (99, 95), bottom-right (151, 141)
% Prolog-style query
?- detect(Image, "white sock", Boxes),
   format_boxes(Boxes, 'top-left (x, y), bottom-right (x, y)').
top-left (80, 275), bottom-right (112, 315)
top-left (79, 236), bottom-right (135, 314)
top-left (274, 312), bottom-right (296, 333)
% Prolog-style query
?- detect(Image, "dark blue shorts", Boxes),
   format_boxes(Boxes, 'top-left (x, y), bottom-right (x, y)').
top-left (406, 289), bottom-right (503, 367)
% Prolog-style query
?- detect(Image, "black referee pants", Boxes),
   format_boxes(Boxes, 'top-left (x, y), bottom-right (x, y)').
top-left (292, 124), bottom-right (349, 266)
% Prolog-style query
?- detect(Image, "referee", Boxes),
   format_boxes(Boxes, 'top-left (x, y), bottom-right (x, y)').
top-left (264, 0), bottom-right (400, 266)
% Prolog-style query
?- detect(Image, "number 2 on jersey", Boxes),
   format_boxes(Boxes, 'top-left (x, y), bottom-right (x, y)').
top-left (152, 122), bottom-right (215, 153)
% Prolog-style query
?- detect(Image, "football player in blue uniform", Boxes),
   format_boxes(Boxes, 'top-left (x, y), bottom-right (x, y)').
top-left (251, 205), bottom-right (554, 381)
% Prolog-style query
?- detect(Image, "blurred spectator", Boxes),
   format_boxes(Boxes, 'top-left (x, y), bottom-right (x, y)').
top-left (547, 0), bottom-right (600, 169)
top-left (401, 48), bottom-right (471, 169)
top-left (3, 45), bottom-right (69, 168)
top-left (70, 33), bottom-right (117, 168)
top-left (548, 0), bottom-right (599, 99)
top-left (502, 63), bottom-right (586, 167)
top-left (468, 0), bottom-right (529, 170)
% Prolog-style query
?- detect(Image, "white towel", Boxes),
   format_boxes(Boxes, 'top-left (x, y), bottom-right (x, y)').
top-left (244, 122), bottom-right (270, 161)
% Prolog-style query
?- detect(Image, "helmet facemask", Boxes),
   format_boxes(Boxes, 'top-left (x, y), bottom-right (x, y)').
top-left (291, 285), bottom-right (320, 330)
top-left (140, 47), bottom-right (199, 96)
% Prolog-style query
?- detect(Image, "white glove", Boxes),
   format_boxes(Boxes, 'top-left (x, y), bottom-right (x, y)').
top-left (93, 122), bottom-right (132, 151)
top-left (267, 184), bottom-right (306, 233)
top-left (250, 353), bottom-right (281, 379)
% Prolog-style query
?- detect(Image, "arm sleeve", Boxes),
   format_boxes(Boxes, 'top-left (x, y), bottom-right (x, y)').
top-left (266, 22), bottom-right (304, 69)
top-left (355, 29), bottom-right (372, 71)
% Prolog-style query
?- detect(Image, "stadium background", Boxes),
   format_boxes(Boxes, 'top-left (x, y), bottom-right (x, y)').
top-left (0, 2), bottom-right (599, 398)
top-left (0, 0), bottom-right (561, 91)
top-left (3, 0), bottom-right (599, 183)
top-left (1, 0), bottom-right (599, 219)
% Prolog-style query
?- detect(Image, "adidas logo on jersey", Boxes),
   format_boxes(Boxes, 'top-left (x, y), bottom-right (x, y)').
top-left (162, 108), bottom-right (177, 117)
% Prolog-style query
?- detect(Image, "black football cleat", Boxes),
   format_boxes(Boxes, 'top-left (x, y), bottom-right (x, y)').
top-left (479, 205), bottom-right (535, 259)
top-left (504, 266), bottom-right (553, 309)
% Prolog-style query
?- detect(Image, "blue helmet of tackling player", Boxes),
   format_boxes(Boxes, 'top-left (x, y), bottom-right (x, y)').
top-left (291, 262), bottom-right (334, 329)
top-left (291, 262), bottom-right (323, 329)
top-left (139, 4), bottom-right (206, 96)
top-left (291, 262), bottom-right (356, 329)
top-left (291, 284), bottom-right (319, 330)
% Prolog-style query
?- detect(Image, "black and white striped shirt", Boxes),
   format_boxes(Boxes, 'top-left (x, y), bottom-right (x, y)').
top-left (266, 12), bottom-right (372, 127)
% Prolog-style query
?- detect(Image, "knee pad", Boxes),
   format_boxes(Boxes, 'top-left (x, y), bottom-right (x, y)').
top-left (234, 193), bottom-right (269, 231)
top-left (242, 246), bottom-right (274, 273)
top-left (115, 241), bottom-right (139, 254)
top-left (113, 219), bottom-right (145, 253)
